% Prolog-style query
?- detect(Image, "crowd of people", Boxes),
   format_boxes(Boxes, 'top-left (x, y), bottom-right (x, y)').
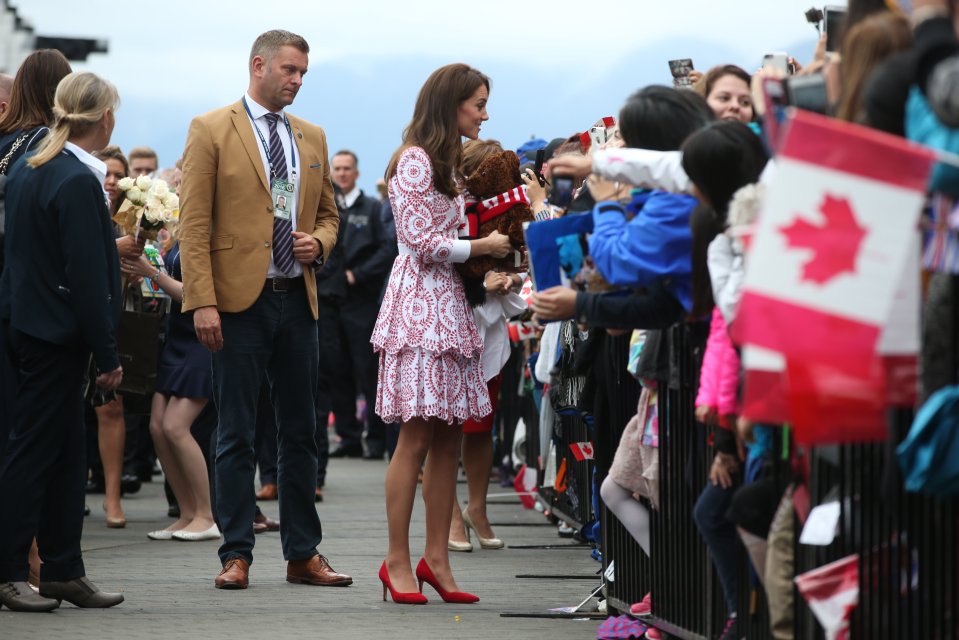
top-left (0, 1), bottom-right (956, 638)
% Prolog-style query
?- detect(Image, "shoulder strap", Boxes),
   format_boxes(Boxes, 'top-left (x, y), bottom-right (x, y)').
top-left (0, 132), bottom-right (31, 176)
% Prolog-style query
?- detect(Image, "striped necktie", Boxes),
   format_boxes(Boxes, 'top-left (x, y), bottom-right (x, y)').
top-left (263, 112), bottom-right (295, 274)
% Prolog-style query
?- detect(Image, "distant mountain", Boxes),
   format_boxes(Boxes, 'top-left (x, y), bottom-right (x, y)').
top-left (111, 36), bottom-right (817, 194)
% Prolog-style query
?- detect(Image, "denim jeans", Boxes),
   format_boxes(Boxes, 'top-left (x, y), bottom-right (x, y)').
top-left (693, 477), bottom-right (745, 615)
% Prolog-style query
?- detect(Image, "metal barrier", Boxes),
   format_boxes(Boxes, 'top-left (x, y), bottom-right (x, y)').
top-left (597, 320), bottom-right (958, 639)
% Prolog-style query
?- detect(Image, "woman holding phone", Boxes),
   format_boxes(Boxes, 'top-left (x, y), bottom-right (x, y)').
top-left (372, 63), bottom-right (511, 605)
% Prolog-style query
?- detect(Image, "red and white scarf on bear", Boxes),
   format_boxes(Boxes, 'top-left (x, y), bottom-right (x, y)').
top-left (458, 186), bottom-right (529, 238)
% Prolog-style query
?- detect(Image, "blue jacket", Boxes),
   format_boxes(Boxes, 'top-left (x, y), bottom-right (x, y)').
top-left (1, 149), bottom-right (121, 371)
top-left (588, 190), bottom-right (698, 311)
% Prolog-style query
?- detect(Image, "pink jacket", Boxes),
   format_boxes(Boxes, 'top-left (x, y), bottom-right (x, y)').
top-left (695, 307), bottom-right (741, 417)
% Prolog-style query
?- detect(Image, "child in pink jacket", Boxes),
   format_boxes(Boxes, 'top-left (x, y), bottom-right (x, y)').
top-left (695, 306), bottom-right (740, 429)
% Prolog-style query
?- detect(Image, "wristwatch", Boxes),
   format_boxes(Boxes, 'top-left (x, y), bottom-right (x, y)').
top-left (152, 267), bottom-right (162, 281)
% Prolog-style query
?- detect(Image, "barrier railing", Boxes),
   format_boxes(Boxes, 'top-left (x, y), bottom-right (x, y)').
top-left (597, 321), bottom-right (958, 639)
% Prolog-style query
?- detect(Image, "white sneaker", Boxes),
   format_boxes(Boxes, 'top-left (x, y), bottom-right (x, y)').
top-left (172, 524), bottom-right (221, 541)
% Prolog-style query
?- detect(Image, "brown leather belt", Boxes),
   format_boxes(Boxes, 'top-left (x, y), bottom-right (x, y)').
top-left (264, 277), bottom-right (304, 292)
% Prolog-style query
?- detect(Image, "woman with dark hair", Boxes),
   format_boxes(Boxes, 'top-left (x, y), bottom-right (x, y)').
top-left (373, 63), bottom-right (511, 605)
top-left (86, 144), bottom-right (135, 530)
top-left (695, 65), bottom-right (755, 123)
top-left (0, 49), bottom-right (72, 474)
top-left (679, 120), bottom-right (770, 640)
top-left (532, 86), bottom-right (713, 324)
top-left (681, 121), bottom-right (770, 223)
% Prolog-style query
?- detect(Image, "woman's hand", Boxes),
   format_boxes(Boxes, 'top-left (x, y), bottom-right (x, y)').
top-left (688, 69), bottom-right (704, 85)
top-left (547, 154), bottom-right (593, 180)
top-left (481, 230), bottom-right (512, 259)
top-left (530, 286), bottom-right (577, 322)
top-left (521, 167), bottom-right (547, 205)
top-left (709, 452), bottom-right (739, 489)
top-left (120, 254), bottom-right (157, 278)
top-left (115, 235), bottom-right (145, 260)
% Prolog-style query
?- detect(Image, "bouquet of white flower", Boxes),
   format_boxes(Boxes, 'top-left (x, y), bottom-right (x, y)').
top-left (113, 174), bottom-right (179, 240)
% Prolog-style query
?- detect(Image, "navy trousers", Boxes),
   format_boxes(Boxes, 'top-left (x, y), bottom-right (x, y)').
top-left (213, 284), bottom-right (321, 565)
top-left (0, 329), bottom-right (88, 582)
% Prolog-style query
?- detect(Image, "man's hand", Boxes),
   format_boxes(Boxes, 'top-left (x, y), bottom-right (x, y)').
top-left (115, 235), bottom-right (146, 260)
top-left (291, 231), bottom-right (321, 264)
top-left (530, 286), bottom-right (577, 322)
top-left (194, 305), bottom-right (223, 352)
top-left (96, 366), bottom-right (123, 391)
top-left (345, 270), bottom-right (356, 286)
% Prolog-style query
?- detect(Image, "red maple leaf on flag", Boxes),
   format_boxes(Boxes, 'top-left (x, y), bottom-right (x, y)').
top-left (779, 194), bottom-right (867, 285)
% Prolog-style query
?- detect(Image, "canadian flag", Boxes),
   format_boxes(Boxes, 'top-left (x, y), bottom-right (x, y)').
top-left (733, 111), bottom-right (935, 443)
top-left (513, 464), bottom-right (538, 509)
top-left (794, 554), bottom-right (859, 640)
top-left (569, 442), bottom-right (595, 462)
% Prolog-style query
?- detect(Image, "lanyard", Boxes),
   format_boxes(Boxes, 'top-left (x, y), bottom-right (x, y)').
top-left (242, 96), bottom-right (297, 180)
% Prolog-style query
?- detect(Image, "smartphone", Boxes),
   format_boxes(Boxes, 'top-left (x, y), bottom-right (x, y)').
top-left (533, 149), bottom-right (546, 187)
top-left (762, 52), bottom-right (789, 75)
top-left (588, 126), bottom-right (608, 149)
top-left (668, 58), bottom-right (694, 87)
top-left (550, 176), bottom-right (575, 209)
top-left (824, 5), bottom-right (847, 53)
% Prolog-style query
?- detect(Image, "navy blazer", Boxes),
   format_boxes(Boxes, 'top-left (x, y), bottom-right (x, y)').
top-left (1, 149), bottom-right (121, 371)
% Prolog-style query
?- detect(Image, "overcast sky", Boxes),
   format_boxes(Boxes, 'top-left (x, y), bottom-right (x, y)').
top-left (11, 0), bottom-right (836, 192)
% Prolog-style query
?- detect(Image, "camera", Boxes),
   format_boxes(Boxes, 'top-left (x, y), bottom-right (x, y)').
top-left (785, 74), bottom-right (829, 115)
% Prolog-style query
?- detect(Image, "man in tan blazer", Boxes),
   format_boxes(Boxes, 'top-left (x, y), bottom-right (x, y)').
top-left (179, 29), bottom-right (350, 590)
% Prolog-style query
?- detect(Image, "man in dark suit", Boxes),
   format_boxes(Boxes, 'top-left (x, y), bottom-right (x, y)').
top-left (319, 150), bottom-right (397, 460)
top-left (178, 29), bottom-right (349, 590)
top-left (0, 70), bottom-right (124, 611)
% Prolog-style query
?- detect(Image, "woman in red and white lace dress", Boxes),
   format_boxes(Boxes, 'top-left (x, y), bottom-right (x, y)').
top-left (372, 63), bottom-right (511, 605)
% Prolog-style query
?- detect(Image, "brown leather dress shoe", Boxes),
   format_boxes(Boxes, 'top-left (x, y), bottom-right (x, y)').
top-left (214, 558), bottom-right (250, 590)
top-left (253, 511), bottom-right (280, 533)
top-left (287, 555), bottom-right (352, 587)
top-left (255, 483), bottom-right (278, 501)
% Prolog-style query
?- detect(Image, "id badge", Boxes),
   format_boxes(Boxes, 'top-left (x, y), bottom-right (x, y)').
top-left (271, 177), bottom-right (294, 221)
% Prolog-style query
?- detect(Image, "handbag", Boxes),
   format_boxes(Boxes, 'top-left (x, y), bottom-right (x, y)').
top-left (115, 283), bottom-right (165, 398)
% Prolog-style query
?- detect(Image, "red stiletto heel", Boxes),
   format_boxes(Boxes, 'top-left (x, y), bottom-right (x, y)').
top-left (414, 558), bottom-right (479, 604)
top-left (378, 561), bottom-right (428, 605)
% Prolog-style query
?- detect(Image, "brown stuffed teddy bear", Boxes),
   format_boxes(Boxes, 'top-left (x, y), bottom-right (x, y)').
top-left (455, 151), bottom-right (533, 306)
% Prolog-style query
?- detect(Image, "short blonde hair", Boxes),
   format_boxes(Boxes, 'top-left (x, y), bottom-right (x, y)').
top-left (249, 30), bottom-right (309, 71)
top-left (28, 72), bottom-right (119, 168)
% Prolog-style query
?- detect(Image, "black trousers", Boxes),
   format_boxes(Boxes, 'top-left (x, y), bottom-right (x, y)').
top-left (318, 296), bottom-right (385, 451)
top-left (256, 315), bottom-right (330, 487)
top-left (0, 329), bottom-right (88, 582)
top-left (212, 286), bottom-right (321, 565)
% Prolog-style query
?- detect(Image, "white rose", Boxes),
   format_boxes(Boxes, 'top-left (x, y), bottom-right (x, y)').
top-left (117, 177), bottom-right (135, 191)
top-left (151, 180), bottom-right (169, 198)
top-left (163, 193), bottom-right (179, 210)
top-left (126, 187), bottom-right (143, 203)
top-left (135, 175), bottom-right (153, 191)
top-left (145, 197), bottom-right (165, 212)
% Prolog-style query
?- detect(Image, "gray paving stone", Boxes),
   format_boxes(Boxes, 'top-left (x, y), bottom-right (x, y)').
top-left (1, 455), bottom-right (604, 639)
